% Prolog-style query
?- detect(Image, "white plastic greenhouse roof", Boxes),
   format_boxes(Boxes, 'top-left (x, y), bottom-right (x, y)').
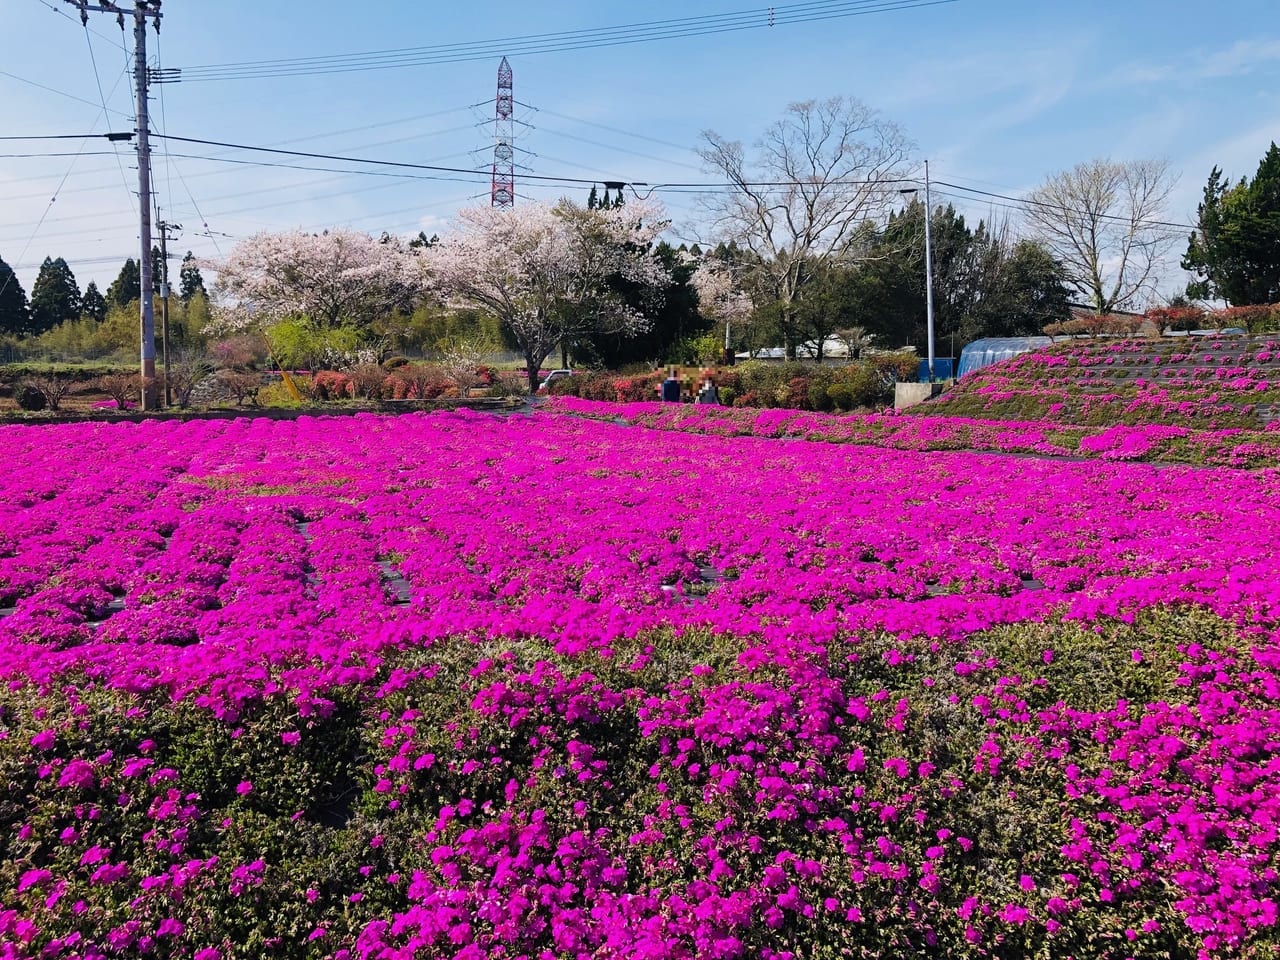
top-left (957, 337), bottom-right (1055, 379)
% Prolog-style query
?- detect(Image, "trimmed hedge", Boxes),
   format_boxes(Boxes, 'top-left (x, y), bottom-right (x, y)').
top-left (548, 354), bottom-right (919, 411)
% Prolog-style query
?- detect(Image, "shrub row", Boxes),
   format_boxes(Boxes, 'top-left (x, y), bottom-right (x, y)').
top-left (306, 364), bottom-right (523, 402)
top-left (1044, 303), bottom-right (1280, 338)
top-left (549, 353), bottom-right (919, 411)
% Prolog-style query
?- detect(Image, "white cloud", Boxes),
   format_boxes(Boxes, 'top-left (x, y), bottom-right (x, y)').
top-left (1110, 37), bottom-right (1280, 89)
top-left (1200, 38), bottom-right (1280, 78)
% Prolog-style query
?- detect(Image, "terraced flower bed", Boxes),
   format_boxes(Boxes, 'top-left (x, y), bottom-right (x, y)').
top-left (543, 395), bottom-right (1280, 468)
top-left (2, 411), bottom-right (1280, 958)
top-left (931, 336), bottom-right (1280, 427)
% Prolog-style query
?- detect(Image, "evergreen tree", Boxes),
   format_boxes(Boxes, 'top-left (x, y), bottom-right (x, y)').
top-left (1184, 142), bottom-right (1280, 305)
top-left (0, 256), bottom-right (30, 336)
top-left (29, 257), bottom-right (81, 335)
top-left (966, 240), bottom-right (1071, 340)
top-left (578, 241), bottom-right (705, 367)
top-left (179, 251), bottom-right (207, 302)
top-left (81, 280), bottom-right (108, 323)
top-left (107, 258), bottom-right (141, 306)
top-left (825, 204), bottom-right (1071, 351)
top-left (587, 185), bottom-right (600, 210)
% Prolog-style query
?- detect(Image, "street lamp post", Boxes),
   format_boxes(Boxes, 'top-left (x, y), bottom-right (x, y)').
top-left (899, 159), bottom-right (936, 382)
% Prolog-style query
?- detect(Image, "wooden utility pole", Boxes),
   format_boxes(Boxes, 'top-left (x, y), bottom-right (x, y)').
top-left (156, 220), bottom-right (180, 406)
top-left (64, 0), bottom-right (163, 407)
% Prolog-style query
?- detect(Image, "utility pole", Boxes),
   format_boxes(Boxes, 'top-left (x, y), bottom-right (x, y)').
top-left (156, 220), bottom-right (180, 406)
top-left (899, 159), bottom-right (938, 382)
top-left (923, 158), bottom-right (936, 382)
top-left (64, 0), bottom-right (163, 408)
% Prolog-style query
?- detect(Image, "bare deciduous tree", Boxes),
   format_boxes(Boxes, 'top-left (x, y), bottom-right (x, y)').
top-left (697, 96), bottom-right (915, 359)
top-left (1024, 158), bottom-right (1177, 315)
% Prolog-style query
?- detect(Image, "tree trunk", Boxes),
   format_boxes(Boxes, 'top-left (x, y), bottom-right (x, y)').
top-left (526, 351), bottom-right (541, 394)
top-left (560, 340), bottom-right (569, 368)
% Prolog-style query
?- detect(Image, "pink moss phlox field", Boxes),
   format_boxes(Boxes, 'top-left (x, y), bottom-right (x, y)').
top-left (2, 410), bottom-right (1280, 958)
top-left (931, 336), bottom-right (1280, 431)
top-left (543, 394), bottom-right (1280, 467)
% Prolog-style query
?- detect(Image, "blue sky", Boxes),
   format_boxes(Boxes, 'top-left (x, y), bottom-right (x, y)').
top-left (2, 0), bottom-right (1278, 298)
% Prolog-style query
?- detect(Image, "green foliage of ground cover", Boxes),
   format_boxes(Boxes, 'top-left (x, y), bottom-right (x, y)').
top-left (1, 607), bottom-right (1270, 959)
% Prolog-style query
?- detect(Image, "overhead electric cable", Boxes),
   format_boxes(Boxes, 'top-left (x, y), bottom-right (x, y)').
top-left (517, 102), bottom-right (696, 154)
top-left (82, 22), bottom-right (137, 216)
top-left (176, 0), bottom-right (957, 81)
top-left (931, 180), bottom-right (1196, 231)
top-left (32, 0), bottom-right (126, 51)
top-left (150, 133), bottom-right (622, 185)
top-left (0, 104), bottom-right (117, 300)
top-left (0, 69), bottom-right (132, 117)
top-left (0, 151), bottom-right (123, 158)
top-left (0, 133), bottom-right (132, 141)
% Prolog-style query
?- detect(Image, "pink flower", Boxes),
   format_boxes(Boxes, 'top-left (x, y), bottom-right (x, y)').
top-left (58, 759), bottom-right (96, 789)
top-left (30, 730), bottom-right (55, 751)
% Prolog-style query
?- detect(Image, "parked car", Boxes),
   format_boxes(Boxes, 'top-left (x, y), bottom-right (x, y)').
top-left (538, 369), bottom-right (574, 393)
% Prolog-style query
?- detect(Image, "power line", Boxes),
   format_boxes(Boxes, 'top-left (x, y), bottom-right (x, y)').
top-left (0, 101), bottom-right (500, 194)
top-left (517, 102), bottom-right (697, 154)
top-left (0, 113), bottom-right (118, 302)
top-left (82, 22), bottom-right (137, 218)
top-left (0, 69), bottom-right (132, 117)
top-left (0, 157), bottom-right (489, 244)
top-left (145, 132), bottom-right (919, 192)
top-left (8, 130), bottom-right (1197, 238)
top-left (0, 151), bottom-right (124, 158)
top-left (930, 180), bottom-right (1196, 231)
top-left (0, 133), bottom-right (132, 141)
top-left (528, 123), bottom-right (704, 173)
top-left (31, 0), bottom-right (127, 51)
top-left (150, 133), bottom-right (623, 186)
top-left (175, 0), bottom-right (958, 81)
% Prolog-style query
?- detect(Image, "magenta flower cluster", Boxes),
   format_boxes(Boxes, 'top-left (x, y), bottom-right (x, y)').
top-left (545, 394), bottom-right (1280, 467)
top-left (941, 336), bottom-right (1280, 429)
top-left (1, 410), bottom-right (1279, 958)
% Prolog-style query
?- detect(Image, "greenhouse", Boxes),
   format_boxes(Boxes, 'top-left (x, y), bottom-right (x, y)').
top-left (957, 336), bottom-right (1054, 378)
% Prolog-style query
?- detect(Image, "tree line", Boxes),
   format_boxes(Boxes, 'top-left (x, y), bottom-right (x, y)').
top-left (2, 99), bottom-right (1277, 376)
top-left (0, 252), bottom-right (207, 337)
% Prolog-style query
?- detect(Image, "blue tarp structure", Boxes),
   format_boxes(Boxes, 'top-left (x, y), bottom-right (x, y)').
top-left (916, 358), bottom-right (955, 382)
top-left (957, 337), bottom-right (1055, 379)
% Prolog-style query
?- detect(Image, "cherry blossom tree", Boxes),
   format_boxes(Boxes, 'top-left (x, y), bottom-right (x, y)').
top-left (206, 229), bottom-right (425, 335)
top-left (426, 199), bottom-right (671, 391)
top-left (691, 256), bottom-right (754, 357)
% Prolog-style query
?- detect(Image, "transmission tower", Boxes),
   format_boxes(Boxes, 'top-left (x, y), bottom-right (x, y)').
top-left (491, 57), bottom-right (515, 208)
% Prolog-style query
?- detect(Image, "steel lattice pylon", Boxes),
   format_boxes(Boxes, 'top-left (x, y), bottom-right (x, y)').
top-left (491, 57), bottom-right (515, 208)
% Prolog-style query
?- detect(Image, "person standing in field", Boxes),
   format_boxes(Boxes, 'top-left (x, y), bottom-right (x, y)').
top-left (660, 367), bottom-right (682, 403)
